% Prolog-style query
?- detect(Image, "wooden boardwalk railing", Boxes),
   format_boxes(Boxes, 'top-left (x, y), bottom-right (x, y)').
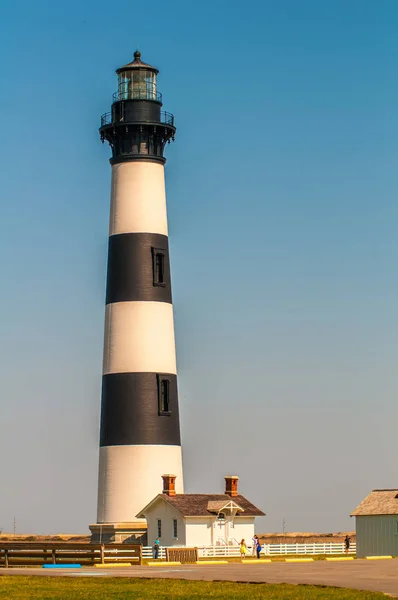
top-left (0, 542), bottom-right (142, 568)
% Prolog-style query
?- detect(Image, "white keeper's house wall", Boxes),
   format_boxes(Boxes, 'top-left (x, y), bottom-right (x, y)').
top-left (184, 518), bottom-right (213, 547)
top-left (146, 498), bottom-right (186, 547)
top-left (351, 489), bottom-right (398, 558)
top-left (224, 517), bottom-right (256, 546)
top-left (147, 511), bottom-right (256, 548)
top-left (184, 516), bottom-right (256, 547)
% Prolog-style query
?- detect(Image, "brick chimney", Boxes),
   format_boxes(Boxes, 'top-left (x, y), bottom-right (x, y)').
top-left (162, 474), bottom-right (177, 496)
top-left (224, 476), bottom-right (239, 497)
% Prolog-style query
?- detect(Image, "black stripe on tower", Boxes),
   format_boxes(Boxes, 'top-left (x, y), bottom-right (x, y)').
top-left (100, 373), bottom-right (181, 446)
top-left (106, 233), bottom-right (172, 304)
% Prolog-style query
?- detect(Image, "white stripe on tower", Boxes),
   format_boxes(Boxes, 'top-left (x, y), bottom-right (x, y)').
top-left (109, 162), bottom-right (168, 236)
top-left (103, 301), bottom-right (177, 375)
top-left (97, 52), bottom-right (183, 526)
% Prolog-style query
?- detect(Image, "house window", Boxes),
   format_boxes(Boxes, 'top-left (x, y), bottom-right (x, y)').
top-left (158, 375), bottom-right (171, 415)
top-left (157, 519), bottom-right (162, 538)
top-left (218, 513), bottom-right (225, 520)
top-left (152, 248), bottom-right (166, 286)
top-left (173, 519), bottom-right (178, 539)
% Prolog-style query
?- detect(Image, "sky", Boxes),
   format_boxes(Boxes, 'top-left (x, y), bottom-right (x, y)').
top-left (0, 0), bottom-right (397, 536)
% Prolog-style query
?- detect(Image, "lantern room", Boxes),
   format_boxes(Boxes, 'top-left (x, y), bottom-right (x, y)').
top-left (115, 50), bottom-right (160, 102)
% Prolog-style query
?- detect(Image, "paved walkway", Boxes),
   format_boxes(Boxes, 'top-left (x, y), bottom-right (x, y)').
top-left (1, 559), bottom-right (398, 597)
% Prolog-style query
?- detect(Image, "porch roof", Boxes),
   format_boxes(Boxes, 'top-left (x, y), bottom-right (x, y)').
top-left (207, 500), bottom-right (244, 513)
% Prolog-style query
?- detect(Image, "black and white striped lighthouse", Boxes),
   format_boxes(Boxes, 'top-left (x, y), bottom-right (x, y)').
top-left (93, 51), bottom-right (183, 538)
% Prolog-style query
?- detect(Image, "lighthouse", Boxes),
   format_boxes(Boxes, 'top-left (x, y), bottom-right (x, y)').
top-left (90, 51), bottom-right (184, 542)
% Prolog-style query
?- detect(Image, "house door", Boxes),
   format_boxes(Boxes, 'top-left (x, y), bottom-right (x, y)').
top-left (216, 514), bottom-right (228, 544)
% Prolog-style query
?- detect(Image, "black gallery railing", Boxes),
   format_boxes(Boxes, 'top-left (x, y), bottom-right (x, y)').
top-left (100, 111), bottom-right (175, 128)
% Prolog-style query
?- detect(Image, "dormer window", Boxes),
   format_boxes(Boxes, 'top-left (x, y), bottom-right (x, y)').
top-left (218, 512), bottom-right (225, 520)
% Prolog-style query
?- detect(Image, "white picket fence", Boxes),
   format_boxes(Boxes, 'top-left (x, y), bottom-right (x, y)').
top-left (263, 542), bottom-right (356, 556)
top-left (142, 542), bottom-right (356, 559)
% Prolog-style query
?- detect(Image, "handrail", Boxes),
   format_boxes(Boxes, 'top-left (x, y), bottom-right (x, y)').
top-left (100, 111), bottom-right (174, 128)
top-left (0, 542), bottom-right (142, 567)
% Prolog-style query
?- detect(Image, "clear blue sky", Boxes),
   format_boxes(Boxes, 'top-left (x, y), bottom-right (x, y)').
top-left (0, 0), bottom-right (397, 535)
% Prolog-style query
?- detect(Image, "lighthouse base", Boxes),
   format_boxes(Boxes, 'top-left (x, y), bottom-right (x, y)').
top-left (89, 522), bottom-right (147, 544)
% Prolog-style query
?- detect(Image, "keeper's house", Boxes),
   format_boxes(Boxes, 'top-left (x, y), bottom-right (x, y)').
top-left (137, 475), bottom-right (264, 547)
top-left (351, 489), bottom-right (398, 557)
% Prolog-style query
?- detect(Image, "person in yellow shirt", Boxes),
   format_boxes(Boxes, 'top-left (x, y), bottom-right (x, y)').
top-left (240, 539), bottom-right (248, 559)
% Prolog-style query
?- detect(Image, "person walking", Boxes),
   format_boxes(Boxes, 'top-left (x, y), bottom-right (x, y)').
top-left (344, 535), bottom-right (351, 554)
top-left (251, 534), bottom-right (258, 556)
top-left (256, 536), bottom-right (262, 559)
top-left (240, 539), bottom-right (248, 559)
top-left (153, 537), bottom-right (160, 559)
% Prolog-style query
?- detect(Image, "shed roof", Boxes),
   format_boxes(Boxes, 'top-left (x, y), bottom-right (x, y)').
top-left (351, 489), bottom-right (398, 516)
top-left (137, 494), bottom-right (265, 519)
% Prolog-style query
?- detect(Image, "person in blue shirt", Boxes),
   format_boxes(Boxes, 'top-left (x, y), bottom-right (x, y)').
top-left (153, 537), bottom-right (160, 559)
top-left (255, 535), bottom-right (262, 559)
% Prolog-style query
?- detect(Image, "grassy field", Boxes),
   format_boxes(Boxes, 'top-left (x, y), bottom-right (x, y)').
top-left (0, 577), bottom-right (388, 599)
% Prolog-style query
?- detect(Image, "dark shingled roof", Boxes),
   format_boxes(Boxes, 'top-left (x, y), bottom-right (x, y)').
top-left (159, 494), bottom-right (265, 517)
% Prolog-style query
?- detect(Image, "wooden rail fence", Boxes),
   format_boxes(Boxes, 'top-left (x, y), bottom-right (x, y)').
top-left (165, 547), bottom-right (198, 563)
top-left (0, 543), bottom-right (142, 568)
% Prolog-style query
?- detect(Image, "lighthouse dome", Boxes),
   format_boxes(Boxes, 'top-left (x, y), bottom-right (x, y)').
top-left (116, 50), bottom-right (159, 74)
top-left (115, 50), bottom-right (159, 101)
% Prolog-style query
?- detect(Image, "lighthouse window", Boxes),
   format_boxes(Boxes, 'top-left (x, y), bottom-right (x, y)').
top-left (160, 380), bottom-right (170, 413)
top-left (117, 70), bottom-right (157, 101)
top-left (152, 248), bottom-right (166, 287)
top-left (158, 375), bottom-right (171, 415)
top-left (156, 253), bottom-right (164, 283)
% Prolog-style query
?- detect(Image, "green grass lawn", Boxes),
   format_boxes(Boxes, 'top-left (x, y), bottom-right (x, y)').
top-left (0, 577), bottom-right (387, 599)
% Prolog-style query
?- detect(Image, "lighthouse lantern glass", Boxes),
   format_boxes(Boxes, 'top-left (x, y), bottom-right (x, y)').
top-left (118, 70), bottom-right (157, 101)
